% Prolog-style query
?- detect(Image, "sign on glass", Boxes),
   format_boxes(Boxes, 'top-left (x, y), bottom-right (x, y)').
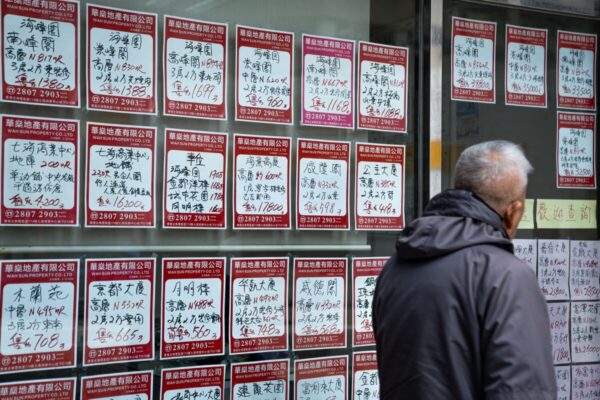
top-left (80, 371), bottom-right (153, 400)
top-left (160, 365), bottom-right (225, 400)
top-left (537, 239), bottom-right (570, 300)
top-left (352, 257), bottom-right (386, 347)
top-left (0, 377), bottom-right (75, 400)
top-left (231, 359), bottom-right (289, 400)
top-left (548, 302), bottom-right (570, 365)
top-left (557, 112), bottom-right (596, 189)
top-left (352, 352), bottom-right (379, 400)
top-left (294, 356), bottom-right (348, 400)
top-left (571, 301), bottom-right (600, 363)
top-left (557, 30), bottom-right (596, 111)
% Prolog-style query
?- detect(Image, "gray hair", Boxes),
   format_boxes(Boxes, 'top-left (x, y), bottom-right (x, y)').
top-left (453, 140), bottom-right (533, 212)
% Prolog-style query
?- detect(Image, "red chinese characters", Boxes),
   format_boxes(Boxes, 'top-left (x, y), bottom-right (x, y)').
top-left (294, 356), bottom-right (348, 400)
top-left (160, 365), bottom-right (225, 400)
top-left (556, 112), bottom-right (596, 189)
top-left (352, 257), bottom-right (387, 347)
top-left (352, 352), bottom-right (379, 400)
top-left (0, 377), bottom-right (76, 400)
top-left (557, 30), bottom-right (596, 111)
top-left (231, 359), bottom-right (289, 400)
top-left (81, 371), bottom-right (153, 400)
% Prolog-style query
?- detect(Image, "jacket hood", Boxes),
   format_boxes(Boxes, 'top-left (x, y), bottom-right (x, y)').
top-left (396, 189), bottom-right (513, 260)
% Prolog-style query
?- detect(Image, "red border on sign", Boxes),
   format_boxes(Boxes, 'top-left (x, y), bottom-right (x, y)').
top-left (556, 111), bottom-right (596, 189)
top-left (230, 359), bottom-right (290, 400)
top-left (0, 377), bottom-right (76, 400)
top-left (557, 30), bottom-right (597, 111)
top-left (352, 257), bottom-right (387, 347)
top-left (160, 365), bottom-right (225, 400)
top-left (80, 370), bottom-right (153, 400)
top-left (351, 351), bottom-right (378, 400)
top-left (294, 356), bottom-right (348, 400)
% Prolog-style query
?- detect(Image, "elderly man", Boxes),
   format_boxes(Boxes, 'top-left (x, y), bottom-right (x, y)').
top-left (373, 141), bottom-right (556, 399)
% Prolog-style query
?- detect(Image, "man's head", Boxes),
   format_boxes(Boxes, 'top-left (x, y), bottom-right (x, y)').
top-left (453, 140), bottom-right (533, 239)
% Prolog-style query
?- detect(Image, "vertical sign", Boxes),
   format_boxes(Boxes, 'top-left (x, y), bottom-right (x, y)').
top-left (355, 142), bottom-right (405, 231)
top-left (163, 129), bottom-right (227, 229)
top-left (353, 257), bottom-right (386, 347)
top-left (557, 30), bottom-right (596, 111)
top-left (1, 0), bottom-right (79, 107)
top-left (505, 25), bottom-right (547, 108)
top-left (87, 4), bottom-right (157, 114)
top-left (85, 123), bottom-right (156, 228)
top-left (572, 364), bottom-right (600, 400)
top-left (548, 302), bottom-right (570, 365)
top-left (233, 134), bottom-right (291, 229)
top-left (352, 352), bottom-right (379, 400)
top-left (537, 239), bottom-right (570, 300)
top-left (294, 356), bottom-right (348, 400)
top-left (570, 240), bottom-right (600, 300)
top-left (357, 41), bottom-right (408, 132)
top-left (296, 138), bottom-right (350, 230)
top-left (231, 359), bottom-right (289, 400)
top-left (555, 366), bottom-right (570, 400)
top-left (84, 258), bottom-right (155, 366)
top-left (1, 115), bottom-right (79, 226)
top-left (512, 239), bottom-right (537, 273)
top-left (557, 112), bottom-right (596, 189)
top-left (571, 301), bottom-right (600, 363)
top-left (161, 257), bottom-right (225, 360)
top-left (451, 17), bottom-right (496, 103)
top-left (230, 257), bottom-right (288, 354)
top-left (301, 34), bottom-right (355, 129)
top-left (0, 259), bottom-right (78, 374)
top-left (235, 25), bottom-right (293, 125)
top-left (164, 16), bottom-right (227, 120)
top-left (0, 378), bottom-right (76, 400)
top-left (160, 365), bottom-right (225, 400)
top-left (293, 257), bottom-right (347, 351)
top-left (81, 371), bottom-right (153, 400)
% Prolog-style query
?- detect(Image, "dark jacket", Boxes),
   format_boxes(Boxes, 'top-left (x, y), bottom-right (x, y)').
top-left (373, 189), bottom-right (556, 400)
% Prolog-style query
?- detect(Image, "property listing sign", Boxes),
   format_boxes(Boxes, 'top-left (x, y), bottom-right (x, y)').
top-left (164, 16), bottom-right (227, 119)
top-left (451, 17), bottom-right (496, 103)
top-left (84, 258), bottom-right (155, 366)
top-left (557, 112), bottom-right (596, 189)
top-left (233, 134), bottom-right (291, 229)
top-left (160, 365), bottom-right (225, 400)
top-left (555, 366), bottom-right (570, 400)
top-left (0, 259), bottom-right (78, 374)
top-left (163, 129), bottom-right (227, 229)
top-left (293, 257), bottom-right (347, 351)
top-left (0, 377), bottom-right (75, 400)
top-left (81, 371), bottom-right (153, 400)
top-left (570, 240), bottom-right (600, 300)
top-left (295, 356), bottom-right (348, 400)
top-left (296, 138), bottom-right (350, 230)
top-left (1, 115), bottom-right (79, 226)
top-left (548, 302), bottom-right (570, 364)
top-left (302, 34), bottom-right (355, 128)
top-left (572, 364), bottom-right (600, 400)
top-left (86, 123), bottom-right (156, 228)
top-left (512, 238), bottom-right (537, 273)
top-left (353, 257), bottom-right (386, 347)
top-left (161, 257), bottom-right (225, 360)
top-left (537, 239), bottom-right (570, 300)
top-left (358, 41), bottom-right (408, 132)
top-left (571, 301), bottom-right (600, 363)
top-left (230, 257), bottom-right (288, 354)
top-left (557, 30), bottom-right (596, 111)
top-left (505, 25), bottom-right (547, 107)
top-left (1, 0), bottom-right (79, 107)
top-left (355, 142), bottom-right (405, 230)
top-left (352, 352), bottom-right (379, 400)
top-left (231, 359), bottom-right (289, 400)
top-left (87, 4), bottom-right (157, 114)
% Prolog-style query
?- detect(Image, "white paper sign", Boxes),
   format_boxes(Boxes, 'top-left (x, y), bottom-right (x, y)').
top-left (570, 240), bottom-right (600, 300)
top-left (295, 276), bottom-right (345, 337)
top-left (512, 239), bottom-right (537, 273)
top-left (548, 302), bottom-right (570, 364)
top-left (571, 301), bottom-right (600, 363)
top-left (572, 364), bottom-right (600, 400)
top-left (537, 240), bottom-right (570, 300)
top-left (555, 366), bottom-right (570, 400)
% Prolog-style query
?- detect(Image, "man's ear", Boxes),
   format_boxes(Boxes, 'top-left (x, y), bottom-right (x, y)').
top-left (502, 199), bottom-right (525, 239)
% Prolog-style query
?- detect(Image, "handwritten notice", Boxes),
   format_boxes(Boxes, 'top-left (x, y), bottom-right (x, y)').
top-left (571, 241), bottom-right (600, 300)
top-left (83, 258), bottom-right (155, 366)
top-left (233, 134), bottom-right (291, 229)
top-left (161, 257), bottom-right (225, 360)
top-left (302, 34), bottom-right (355, 129)
top-left (296, 138), bottom-right (350, 230)
top-left (548, 302), bottom-right (570, 364)
top-left (555, 366), bottom-right (570, 400)
top-left (0, 115), bottom-right (79, 226)
top-left (537, 240), bottom-right (570, 300)
top-left (295, 356), bottom-right (348, 400)
top-left (353, 257), bottom-right (386, 347)
top-left (81, 371), bottom-right (153, 400)
top-left (520, 198), bottom-right (535, 229)
top-left (161, 365), bottom-right (225, 400)
top-left (512, 239), bottom-right (537, 273)
top-left (231, 359), bottom-right (289, 400)
top-left (164, 16), bottom-right (227, 120)
top-left (0, 260), bottom-right (78, 374)
top-left (164, 129), bottom-right (227, 229)
top-left (230, 257), bottom-right (288, 354)
top-left (236, 25), bottom-right (293, 125)
top-left (87, 4), bottom-right (157, 114)
top-left (557, 112), bottom-right (596, 188)
top-left (451, 17), bottom-right (496, 103)
top-left (352, 352), bottom-right (379, 400)
top-left (355, 142), bottom-right (405, 230)
top-left (557, 30), bottom-right (596, 111)
top-left (293, 257), bottom-right (347, 351)
top-left (536, 199), bottom-right (597, 229)
top-left (0, 377), bottom-right (75, 400)
top-left (572, 364), bottom-right (600, 400)
top-left (85, 123), bottom-right (156, 228)
top-left (1, 0), bottom-right (79, 107)
top-left (571, 301), bottom-right (600, 363)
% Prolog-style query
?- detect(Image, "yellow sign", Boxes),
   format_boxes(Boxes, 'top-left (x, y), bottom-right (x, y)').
top-left (535, 199), bottom-right (597, 229)
top-left (519, 198), bottom-right (535, 229)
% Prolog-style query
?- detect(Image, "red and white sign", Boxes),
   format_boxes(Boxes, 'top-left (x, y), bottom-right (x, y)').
top-left (233, 134), bottom-right (291, 229)
top-left (1, 0), bottom-right (79, 107)
top-left (355, 142), bottom-right (405, 230)
top-left (231, 359), bottom-right (289, 400)
top-left (163, 129), bottom-right (227, 229)
top-left (164, 16), bottom-right (227, 120)
top-left (352, 257), bottom-right (387, 347)
top-left (296, 138), bottom-right (350, 230)
top-left (302, 34), bottom-right (355, 129)
top-left (0, 259), bottom-right (78, 374)
top-left (236, 25), bottom-right (293, 125)
top-left (358, 42), bottom-right (408, 132)
top-left (160, 365), bottom-right (225, 400)
top-left (294, 356), bottom-right (348, 400)
top-left (556, 112), bottom-right (596, 189)
top-left (83, 257), bottom-right (155, 366)
top-left (505, 25), bottom-right (547, 108)
top-left (352, 352), bottom-right (379, 400)
top-left (0, 377), bottom-right (76, 400)
top-left (85, 122), bottom-right (156, 228)
top-left (557, 30), bottom-right (596, 111)
top-left (87, 4), bottom-right (157, 114)
top-left (451, 17), bottom-right (496, 103)
top-left (1, 115), bottom-right (79, 226)
top-left (81, 371), bottom-right (153, 400)
top-left (293, 257), bottom-right (347, 351)
top-left (161, 257), bottom-right (225, 360)
top-left (230, 257), bottom-right (288, 354)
